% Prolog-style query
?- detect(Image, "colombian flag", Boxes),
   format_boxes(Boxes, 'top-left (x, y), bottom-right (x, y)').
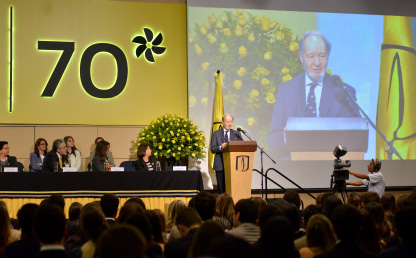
top-left (376, 16), bottom-right (416, 159)
top-left (209, 71), bottom-right (224, 169)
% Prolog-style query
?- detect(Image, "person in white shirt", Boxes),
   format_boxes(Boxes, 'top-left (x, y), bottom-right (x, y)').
top-left (64, 136), bottom-right (82, 171)
top-left (346, 158), bottom-right (385, 197)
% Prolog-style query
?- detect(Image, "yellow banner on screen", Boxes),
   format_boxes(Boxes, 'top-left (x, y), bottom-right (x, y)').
top-left (0, 0), bottom-right (187, 125)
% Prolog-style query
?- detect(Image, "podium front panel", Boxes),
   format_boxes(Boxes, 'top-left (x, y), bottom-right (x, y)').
top-left (223, 152), bottom-right (254, 202)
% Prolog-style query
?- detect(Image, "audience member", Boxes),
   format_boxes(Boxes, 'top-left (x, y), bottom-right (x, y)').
top-left (395, 194), bottom-right (409, 212)
top-left (30, 138), bottom-right (48, 172)
top-left (228, 198), bottom-right (260, 244)
top-left (95, 225), bottom-right (146, 258)
top-left (357, 209), bottom-right (382, 255)
top-left (381, 194), bottom-right (395, 223)
top-left (284, 190), bottom-right (302, 210)
top-left (0, 141), bottom-right (18, 171)
top-left (213, 193), bottom-right (235, 230)
top-left (322, 195), bottom-right (342, 220)
top-left (299, 214), bottom-right (335, 258)
top-left (347, 192), bottom-right (362, 208)
top-left (361, 191), bottom-right (381, 208)
top-left (3, 203), bottom-right (40, 258)
top-left (274, 199), bottom-right (305, 240)
top-left (257, 205), bottom-right (284, 232)
top-left (64, 136), bottom-right (82, 171)
top-left (295, 204), bottom-right (322, 250)
top-left (79, 203), bottom-right (108, 258)
top-left (164, 208), bottom-right (202, 258)
top-left (100, 193), bottom-right (119, 226)
top-left (316, 193), bottom-right (323, 206)
top-left (67, 202), bottom-right (83, 238)
top-left (92, 141), bottom-right (111, 172)
top-left (207, 235), bottom-right (254, 258)
top-left (46, 194), bottom-right (65, 211)
top-left (89, 137), bottom-right (115, 167)
top-left (188, 220), bottom-right (225, 258)
top-left (33, 203), bottom-right (69, 258)
top-left (189, 191), bottom-right (216, 221)
top-left (316, 204), bottom-right (374, 258)
top-left (166, 200), bottom-right (186, 238)
top-left (42, 139), bottom-right (67, 172)
top-left (134, 143), bottom-right (156, 171)
top-left (250, 197), bottom-right (267, 210)
top-left (125, 197), bottom-right (146, 210)
top-left (379, 206), bottom-right (416, 257)
top-left (153, 209), bottom-right (167, 241)
top-left (146, 210), bottom-right (166, 252)
top-left (258, 215), bottom-right (300, 258)
top-left (319, 193), bottom-right (335, 208)
top-left (117, 202), bottom-right (145, 224)
top-left (365, 202), bottom-right (392, 246)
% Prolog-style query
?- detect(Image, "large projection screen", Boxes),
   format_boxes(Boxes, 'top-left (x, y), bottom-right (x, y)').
top-left (187, 0), bottom-right (416, 189)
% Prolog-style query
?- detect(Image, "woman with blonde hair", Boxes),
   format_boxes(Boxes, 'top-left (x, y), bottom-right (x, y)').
top-left (214, 193), bottom-right (235, 230)
top-left (299, 214), bottom-right (336, 258)
top-left (166, 200), bottom-right (186, 242)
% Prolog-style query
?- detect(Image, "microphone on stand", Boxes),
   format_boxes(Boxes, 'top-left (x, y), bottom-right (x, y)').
top-left (235, 128), bottom-right (244, 140)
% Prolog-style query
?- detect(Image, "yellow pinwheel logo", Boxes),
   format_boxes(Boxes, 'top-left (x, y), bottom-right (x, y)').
top-left (132, 28), bottom-right (166, 63)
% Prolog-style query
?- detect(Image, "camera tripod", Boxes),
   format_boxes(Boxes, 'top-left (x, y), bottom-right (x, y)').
top-left (331, 175), bottom-right (348, 203)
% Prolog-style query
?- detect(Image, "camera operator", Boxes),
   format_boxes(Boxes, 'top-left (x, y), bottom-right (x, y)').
top-left (346, 158), bottom-right (385, 198)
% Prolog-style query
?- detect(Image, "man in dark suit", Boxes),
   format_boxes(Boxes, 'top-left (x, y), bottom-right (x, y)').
top-left (33, 203), bottom-right (69, 258)
top-left (42, 139), bottom-right (67, 172)
top-left (100, 193), bottom-right (119, 226)
top-left (267, 31), bottom-right (361, 160)
top-left (210, 114), bottom-right (243, 194)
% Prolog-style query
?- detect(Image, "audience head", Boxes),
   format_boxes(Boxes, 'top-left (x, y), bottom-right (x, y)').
top-left (283, 190), bottom-right (301, 210)
top-left (189, 220), bottom-right (225, 258)
top-left (361, 191), bottom-right (380, 208)
top-left (257, 205), bottom-right (284, 231)
top-left (215, 193), bottom-right (234, 223)
top-left (118, 202), bottom-right (145, 224)
top-left (234, 198), bottom-right (258, 226)
top-left (320, 192), bottom-right (335, 208)
top-left (302, 204), bottom-right (322, 228)
top-left (0, 204), bottom-right (11, 251)
top-left (145, 210), bottom-right (165, 243)
top-left (190, 191), bottom-right (216, 221)
top-left (34, 203), bottom-right (66, 245)
top-left (46, 194), bottom-right (65, 211)
top-left (396, 194), bottom-right (409, 211)
top-left (80, 203), bottom-right (108, 243)
top-left (52, 139), bottom-right (67, 155)
top-left (358, 209), bottom-right (381, 255)
top-left (347, 192), bottom-right (362, 208)
top-left (322, 195), bottom-right (342, 220)
top-left (125, 197), bottom-right (146, 210)
top-left (208, 235), bottom-right (254, 258)
top-left (316, 193), bottom-right (324, 206)
top-left (394, 205), bottom-right (416, 243)
top-left (331, 204), bottom-right (362, 242)
top-left (95, 140), bottom-right (110, 159)
top-left (69, 202), bottom-right (83, 222)
top-left (259, 215), bottom-right (298, 258)
top-left (17, 203), bottom-right (39, 238)
top-left (306, 214), bottom-right (336, 252)
top-left (273, 200), bottom-right (301, 233)
top-left (250, 197), bottom-right (267, 210)
top-left (124, 213), bottom-right (152, 245)
top-left (381, 193), bottom-right (395, 213)
top-left (96, 225), bottom-right (146, 258)
top-left (137, 143), bottom-right (151, 159)
top-left (100, 193), bottom-right (119, 218)
top-left (176, 208), bottom-right (202, 236)
top-left (34, 138), bottom-right (48, 156)
top-left (167, 200), bottom-right (186, 226)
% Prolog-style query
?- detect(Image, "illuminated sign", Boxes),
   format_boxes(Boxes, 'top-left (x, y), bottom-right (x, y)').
top-left (0, 0), bottom-right (187, 125)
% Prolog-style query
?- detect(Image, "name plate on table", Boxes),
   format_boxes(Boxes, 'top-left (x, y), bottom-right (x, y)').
top-left (3, 167), bottom-right (18, 172)
top-left (111, 167), bottom-right (124, 172)
top-left (63, 167), bottom-right (77, 172)
top-left (173, 166), bottom-right (187, 171)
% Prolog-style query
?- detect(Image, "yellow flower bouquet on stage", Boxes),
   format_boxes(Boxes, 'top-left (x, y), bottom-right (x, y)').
top-left (136, 114), bottom-right (207, 161)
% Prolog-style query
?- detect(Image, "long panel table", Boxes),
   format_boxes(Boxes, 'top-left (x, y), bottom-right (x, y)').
top-left (0, 171), bottom-right (203, 217)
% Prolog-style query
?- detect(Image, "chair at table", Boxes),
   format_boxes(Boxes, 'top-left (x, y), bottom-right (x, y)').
top-left (120, 161), bottom-right (135, 172)
top-left (17, 162), bottom-right (24, 172)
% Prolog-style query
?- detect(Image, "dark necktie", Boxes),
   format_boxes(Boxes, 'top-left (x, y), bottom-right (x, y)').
top-left (305, 82), bottom-right (318, 117)
top-left (225, 130), bottom-right (229, 142)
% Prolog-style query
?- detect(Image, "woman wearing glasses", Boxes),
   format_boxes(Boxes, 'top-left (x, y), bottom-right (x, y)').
top-left (30, 138), bottom-right (48, 172)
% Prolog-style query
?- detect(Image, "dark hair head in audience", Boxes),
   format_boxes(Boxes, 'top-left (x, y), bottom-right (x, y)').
top-left (34, 203), bottom-right (66, 245)
top-left (80, 203), bottom-right (108, 243)
top-left (118, 202), bottom-right (145, 224)
top-left (258, 205), bottom-right (284, 231)
top-left (331, 204), bottom-right (362, 242)
top-left (176, 207), bottom-right (202, 228)
top-left (207, 235), bottom-right (254, 258)
top-left (125, 197), bottom-right (146, 210)
top-left (357, 209), bottom-right (382, 255)
top-left (17, 203), bottom-right (39, 239)
top-left (381, 193), bottom-right (395, 213)
top-left (46, 194), bottom-right (65, 211)
top-left (361, 191), bottom-right (380, 207)
top-left (394, 205), bottom-right (416, 243)
top-left (100, 193), bottom-right (119, 218)
top-left (34, 138), bottom-right (48, 157)
top-left (272, 199), bottom-right (301, 235)
top-left (259, 215), bottom-right (299, 258)
top-left (95, 141), bottom-right (110, 160)
top-left (234, 198), bottom-right (259, 225)
top-left (124, 213), bottom-right (152, 245)
top-left (283, 190), bottom-right (301, 210)
top-left (322, 195), bottom-right (342, 220)
top-left (145, 210), bottom-right (165, 244)
top-left (347, 192), bottom-right (362, 208)
top-left (69, 202), bottom-right (83, 222)
top-left (0, 204), bottom-right (11, 253)
top-left (320, 192), bottom-right (335, 208)
top-left (96, 225), bottom-right (146, 258)
top-left (302, 204), bottom-right (322, 228)
top-left (190, 191), bottom-right (216, 221)
top-left (189, 219), bottom-right (225, 258)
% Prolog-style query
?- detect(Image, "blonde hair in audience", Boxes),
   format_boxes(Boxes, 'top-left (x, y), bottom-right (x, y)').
top-left (306, 214), bottom-right (336, 252)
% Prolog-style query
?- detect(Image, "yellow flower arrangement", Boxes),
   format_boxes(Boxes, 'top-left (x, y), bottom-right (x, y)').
top-left (137, 114), bottom-right (206, 160)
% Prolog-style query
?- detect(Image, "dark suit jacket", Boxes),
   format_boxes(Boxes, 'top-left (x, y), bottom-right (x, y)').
top-left (2, 236), bottom-right (40, 258)
top-left (92, 156), bottom-right (106, 172)
top-left (1, 156), bottom-right (18, 172)
top-left (42, 151), bottom-right (62, 172)
top-left (133, 157), bottom-right (156, 171)
top-left (210, 128), bottom-right (243, 171)
top-left (35, 249), bottom-right (70, 258)
top-left (164, 228), bottom-right (198, 258)
top-left (316, 241), bottom-right (374, 258)
top-left (267, 73), bottom-right (361, 159)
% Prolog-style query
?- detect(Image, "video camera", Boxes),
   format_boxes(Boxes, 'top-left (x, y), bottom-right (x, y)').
top-left (332, 145), bottom-right (351, 181)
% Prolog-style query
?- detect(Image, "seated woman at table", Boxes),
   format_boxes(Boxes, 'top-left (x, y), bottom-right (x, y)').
top-left (89, 137), bottom-right (115, 168)
top-left (64, 136), bottom-right (82, 171)
top-left (134, 143), bottom-right (156, 171)
top-left (0, 141), bottom-right (18, 171)
top-left (30, 138), bottom-right (48, 172)
top-left (92, 140), bottom-right (111, 172)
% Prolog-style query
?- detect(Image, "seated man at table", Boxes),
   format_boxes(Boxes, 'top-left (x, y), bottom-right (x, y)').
top-left (42, 139), bottom-right (67, 172)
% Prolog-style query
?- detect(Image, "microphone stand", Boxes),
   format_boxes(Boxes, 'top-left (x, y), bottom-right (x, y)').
top-left (337, 77), bottom-right (403, 160)
top-left (239, 130), bottom-right (276, 198)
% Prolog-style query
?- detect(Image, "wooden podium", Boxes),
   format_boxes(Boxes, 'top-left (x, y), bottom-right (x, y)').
top-left (222, 141), bottom-right (257, 202)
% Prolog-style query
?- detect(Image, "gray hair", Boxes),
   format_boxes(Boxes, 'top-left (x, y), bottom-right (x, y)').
top-left (299, 30), bottom-right (332, 56)
top-left (52, 139), bottom-right (65, 152)
top-left (222, 114), bottom-right (233, 122)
